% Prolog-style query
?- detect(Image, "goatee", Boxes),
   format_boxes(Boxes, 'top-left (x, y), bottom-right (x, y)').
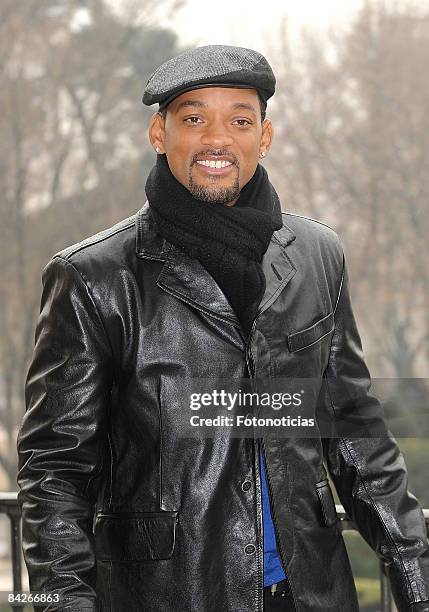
top-left (188, 175), bottom-right (240, 205)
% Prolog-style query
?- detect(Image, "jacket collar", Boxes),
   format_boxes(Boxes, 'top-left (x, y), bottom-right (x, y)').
top-left (135, 201), bottom-right (296, 329)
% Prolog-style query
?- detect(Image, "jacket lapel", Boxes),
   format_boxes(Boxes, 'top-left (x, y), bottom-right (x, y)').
top-left (258, 224), bottom-right (297, 317)
top-left (158, 245), bottom-right (241, 327)
top-left (135, 201), bottom-right (297, 330)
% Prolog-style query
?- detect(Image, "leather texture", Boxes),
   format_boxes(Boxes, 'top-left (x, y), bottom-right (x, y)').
top-left (17, 201), bottom-right (429, 611)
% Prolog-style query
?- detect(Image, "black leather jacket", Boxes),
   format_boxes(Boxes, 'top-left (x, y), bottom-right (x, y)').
top-left (17, 202), bottom-right (429, 611)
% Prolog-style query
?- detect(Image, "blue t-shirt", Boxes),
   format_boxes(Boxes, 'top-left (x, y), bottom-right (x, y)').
top-left (260, 450), bottom-right (287, 587)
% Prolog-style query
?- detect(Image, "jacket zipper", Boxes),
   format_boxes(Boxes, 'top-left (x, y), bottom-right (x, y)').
top-left (245, 320), bottom-right (299, 611)
top-left (245, 322), bottom-right (256, 379)
top-left (244, 319), bottom-right (263, 611)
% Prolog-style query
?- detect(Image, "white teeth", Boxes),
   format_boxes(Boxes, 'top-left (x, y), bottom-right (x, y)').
top-left (196, 160), bottom-right (233, 168)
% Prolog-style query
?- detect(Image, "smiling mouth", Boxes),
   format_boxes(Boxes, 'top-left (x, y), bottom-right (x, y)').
top-left (196, 159), bottom-right (233, 169)
top-left (193, 158), bottom-right (236, 176)
top-left (192, 149), bottom-right (239, 176)
top-left (196, 160), bottom-right (236, 177)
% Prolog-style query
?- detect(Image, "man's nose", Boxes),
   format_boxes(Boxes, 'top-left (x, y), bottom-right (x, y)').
top-left (200, 119), bottom-right (234, 148)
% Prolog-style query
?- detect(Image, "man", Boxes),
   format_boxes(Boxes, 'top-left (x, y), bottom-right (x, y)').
top-left (17, 45), bottom-right (429, 612)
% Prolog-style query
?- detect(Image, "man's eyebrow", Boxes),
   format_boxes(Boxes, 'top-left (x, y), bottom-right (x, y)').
top-left (174, 100), bottom-right (258, 114)
top-left (175, 100), bottom-right (208, 111)
top-left (231, 102), bottom-right (257, 114)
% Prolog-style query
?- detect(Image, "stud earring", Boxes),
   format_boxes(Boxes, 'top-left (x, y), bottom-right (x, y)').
top-left (155, 147), bottom-right (161, 154)
top-left (260, 151), bottom-right (266, 158)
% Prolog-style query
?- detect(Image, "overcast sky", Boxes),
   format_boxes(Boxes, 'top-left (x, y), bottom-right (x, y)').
top-left (167, 0), bottom-right (364, 50)
top-left (106, 0), bottom-right (366, 57)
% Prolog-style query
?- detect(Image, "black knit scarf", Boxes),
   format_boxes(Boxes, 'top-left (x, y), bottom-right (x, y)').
top-left (145, 154), bottom-right (282, 337)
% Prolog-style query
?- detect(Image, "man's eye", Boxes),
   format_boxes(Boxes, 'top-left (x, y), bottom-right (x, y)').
top-left (233, 119), bottom-right (252, 126)
top-left (184, 116), bottom-right (203, 124)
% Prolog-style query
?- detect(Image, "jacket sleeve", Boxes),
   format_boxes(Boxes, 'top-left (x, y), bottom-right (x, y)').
top-left (17, 255), bottom-right (113, 612)
top-left (320, 252), bottom-right (429, 612)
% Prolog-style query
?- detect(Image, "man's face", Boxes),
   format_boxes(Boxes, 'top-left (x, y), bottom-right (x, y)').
top-left (149, 87), bottom-right (273, 206)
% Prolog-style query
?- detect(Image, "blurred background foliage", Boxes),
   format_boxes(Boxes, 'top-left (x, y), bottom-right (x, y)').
top-left (0, 0), bottom-right (427, 609)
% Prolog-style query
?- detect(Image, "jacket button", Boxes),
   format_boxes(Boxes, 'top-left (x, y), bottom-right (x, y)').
top-left (241, 480), bottom-right (252, 491)
top-left (244, 544), bottom-right (256, 555)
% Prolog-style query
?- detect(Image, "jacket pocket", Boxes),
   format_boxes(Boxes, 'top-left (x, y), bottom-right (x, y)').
top-left (288, 312), bottom-right (334, 353)
top-left (94, 511), bottom-right (178, 562)
top-left (315, 479), bottom-right (338, 527)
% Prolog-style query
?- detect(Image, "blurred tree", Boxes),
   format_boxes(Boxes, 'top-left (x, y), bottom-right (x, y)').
top-left (268, 0), bottom-right (429, 380)
top-left (267, 10), bottom-right (429, 604)
top-left (0, 0), bottom-right (185, 487)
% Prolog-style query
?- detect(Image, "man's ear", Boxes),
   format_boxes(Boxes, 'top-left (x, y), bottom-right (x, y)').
top-left (148, 111), bottom-right (166, 154)
top-left (260, 118), bottom-right (274, 154)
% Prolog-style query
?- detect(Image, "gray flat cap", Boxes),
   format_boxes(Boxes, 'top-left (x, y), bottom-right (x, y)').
top-left (142, 45), bottom-right (276, 110)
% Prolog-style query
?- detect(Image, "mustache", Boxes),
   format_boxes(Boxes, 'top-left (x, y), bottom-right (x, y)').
top-left (191, 150), bottom-right (239, 167)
